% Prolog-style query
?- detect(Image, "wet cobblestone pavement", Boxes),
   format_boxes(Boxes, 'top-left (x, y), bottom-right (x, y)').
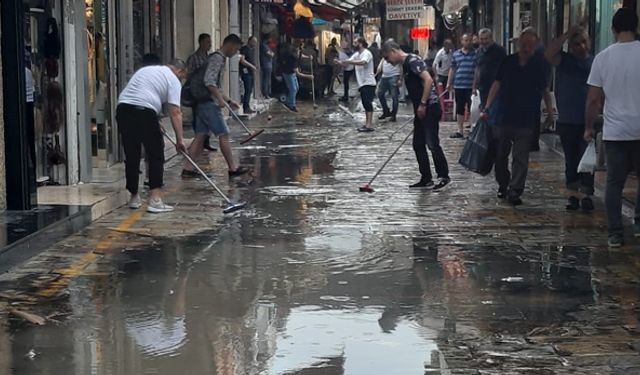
top-left (1, 99), bottom-right (640, 374)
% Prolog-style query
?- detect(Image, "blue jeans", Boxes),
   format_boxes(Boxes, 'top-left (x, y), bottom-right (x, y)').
top-left (377, 75), bottom-right (400, 116)
top-left (241, 73), bottom-right (254, 111)
top-left (261, 66), bottom-right (272, 97)
top-left (556, 123), bottom-right (594, 195)
top-left (283, 73), bottom-right (298, 108)
top-left (604, 141), bottom-right (640, 236)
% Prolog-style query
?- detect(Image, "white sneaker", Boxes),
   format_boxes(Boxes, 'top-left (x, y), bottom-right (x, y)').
top-left (128, 194), bottom-right (142, 209)
top-left (146, 198), bottom-right (174, 213)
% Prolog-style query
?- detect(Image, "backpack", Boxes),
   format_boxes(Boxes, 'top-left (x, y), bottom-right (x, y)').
top-left (181, 53), bottom-right (223, 107)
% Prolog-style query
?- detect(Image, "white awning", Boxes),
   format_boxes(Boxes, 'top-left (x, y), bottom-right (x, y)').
top-left (443, 0), bottom-right (468, 14)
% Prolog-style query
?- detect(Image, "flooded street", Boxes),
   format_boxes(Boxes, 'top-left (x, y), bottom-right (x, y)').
top-left (1, 101), bottom-right (640, 374)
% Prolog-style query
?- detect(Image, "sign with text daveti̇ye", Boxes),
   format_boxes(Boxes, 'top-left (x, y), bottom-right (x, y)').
top-left (386, 0), bottom-right (424, 21)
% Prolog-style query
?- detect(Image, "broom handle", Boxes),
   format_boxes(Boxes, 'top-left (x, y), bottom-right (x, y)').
top-left (162, 128), bottom-right (233, 204)
top-left (367, 129), bottom-right (414, 186)
top-left (223, 101), bottom-right (253, 135)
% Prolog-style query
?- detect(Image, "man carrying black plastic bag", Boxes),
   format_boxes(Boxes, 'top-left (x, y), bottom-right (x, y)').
top-left (459, 119), bottom-right (494, 175)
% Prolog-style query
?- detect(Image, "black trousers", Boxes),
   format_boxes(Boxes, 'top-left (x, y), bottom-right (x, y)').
top-left (116, 103), bottom-right (165, 195)
top-left (343, 69), bottom-right (353, 98)
top-left (413, 104), bottom-right (449, 181)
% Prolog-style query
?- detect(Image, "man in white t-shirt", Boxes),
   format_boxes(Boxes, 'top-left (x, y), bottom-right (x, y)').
top-left (585, 8), bottom-right (640, 247)
top-left (376, 59), bottom-right (402, 122)
top-left (433, 39), bottom-right (454, 89)
top-left (117, 59), bottom-right (187, 213)
top-left (337, 37), bottom-right (377, 132)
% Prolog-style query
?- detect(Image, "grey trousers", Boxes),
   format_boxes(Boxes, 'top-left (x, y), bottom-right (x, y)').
top-left (493, 126), bottom-right (534, 197)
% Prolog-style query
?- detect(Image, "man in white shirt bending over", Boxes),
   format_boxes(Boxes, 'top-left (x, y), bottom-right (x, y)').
top-left (336, 37), bottom-right (377, 132)
top-left (117, 59), bottom-right (187, 213)
top-left (585, 8), bottom-right (640, 248)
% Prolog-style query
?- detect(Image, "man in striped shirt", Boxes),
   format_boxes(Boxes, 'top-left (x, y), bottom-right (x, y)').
top-left (447, 34), bottom-right (477, 138)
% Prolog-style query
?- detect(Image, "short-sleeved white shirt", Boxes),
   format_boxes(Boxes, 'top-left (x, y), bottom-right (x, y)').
top-left (118, 66), bottom-right (182, 114)
top-left (381, 61), bottom-right (401, 78)
top-left (587, 41), bottom-right (640, 141)
top-left (350, 48), bottom-right (376, 87)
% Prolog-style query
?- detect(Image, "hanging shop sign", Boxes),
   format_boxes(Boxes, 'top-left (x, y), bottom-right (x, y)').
top-left (410, 27), bottom-right (430, 39)
top-left (443, 0), bottom-right (469, 15)
top-left (386, 0), bottom-right (424, 21)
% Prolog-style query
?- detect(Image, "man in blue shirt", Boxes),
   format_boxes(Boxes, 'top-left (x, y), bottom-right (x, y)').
top-left (482, 28), bottom-right (553, 206)
top-left (545, 25), bottom-right (594, 212)
top-left (447, 34), bottom-right (476, 138)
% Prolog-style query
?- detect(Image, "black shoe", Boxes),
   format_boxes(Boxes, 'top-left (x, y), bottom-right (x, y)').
top-left (204, 144), bottom-right (218, 152)
top-left (339, 97), bottom-right (349, 102)
top-left (410, 179), bottom-right (434, 189)
top-left (450, 132), bottom-right (464, 139)
top-left (357, 126), bottom-right (374, 133)
top-left (389, 116), bottom-right (397, 122)
top-left (282, 103), bottom-right (298, 113)
top-left (181, 169), bottom-right (200, 178)
top-left (228, 166), bottom-right (249, 177)
top-left (244, 108), bottom-right (256, 114)
top-left (433, 178), bottom-right (450, 191)
top-left (508, 195), bottom-right (523, 206)
top-left (497, 188), bottom-right (508, 199)
top-left (378, 113), bottom-right (390, 120)
top-left (581, 196), bottom-right (594, 212)
top-left (566, 196), bottom-right (580, 211)
top-left (144, 181), bottom-right (150, 187)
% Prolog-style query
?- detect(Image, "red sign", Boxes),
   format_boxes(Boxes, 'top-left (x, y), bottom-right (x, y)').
top-left (410, 27), bottom-right (430, 39)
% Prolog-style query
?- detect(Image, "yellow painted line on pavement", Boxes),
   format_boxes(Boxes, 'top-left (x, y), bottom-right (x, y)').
top-left (37, 209), bottom-right (144, 299)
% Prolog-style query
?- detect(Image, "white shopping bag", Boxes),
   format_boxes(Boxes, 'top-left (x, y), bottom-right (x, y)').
top-left (577, 141), bottom-right (597, 174)
top-left (469, 92), bottom-right (481, 125)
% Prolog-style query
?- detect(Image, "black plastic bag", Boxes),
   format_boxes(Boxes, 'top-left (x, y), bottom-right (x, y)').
top-left (459, 119), bottom-right (495, 176)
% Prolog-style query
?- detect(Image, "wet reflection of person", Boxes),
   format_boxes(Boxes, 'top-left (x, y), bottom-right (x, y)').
top-left (381, 40), bottom-right (450, 190)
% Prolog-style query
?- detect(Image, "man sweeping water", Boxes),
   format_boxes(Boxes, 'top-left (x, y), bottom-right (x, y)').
top-left (381, 41), bottom-right (450, 190)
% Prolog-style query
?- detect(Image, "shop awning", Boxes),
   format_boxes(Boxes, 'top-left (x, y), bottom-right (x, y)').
top-left (307, 0), bottom-right (366, 12)
top-left (309, 3), bottom-right (347, 21)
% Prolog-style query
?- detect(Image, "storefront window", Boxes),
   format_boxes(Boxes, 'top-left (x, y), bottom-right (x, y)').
top-left (595, 0), bottom-right (624, 52)
top-left (25, 0), bottom-right (67, 186)
top-left (86, 0), bottom-right (116, 167)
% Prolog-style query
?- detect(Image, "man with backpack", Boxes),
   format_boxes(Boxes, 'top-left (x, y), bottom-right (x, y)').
top-left (181, 34), bottom-right (248, 178)
top-left (186, 33), bottom-right (216, 152)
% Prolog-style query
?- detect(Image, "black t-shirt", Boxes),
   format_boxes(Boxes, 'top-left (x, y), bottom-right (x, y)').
top-left (402, 53), bottom-right (439, 109)
top-left (279, 50), bottom-right (298, 75)
top-left (476, 43), bottom-right (506, 91)
top-left (240, 45), bottom-right (255, 75)
top-left (495, 53), bottom-right (550, 128)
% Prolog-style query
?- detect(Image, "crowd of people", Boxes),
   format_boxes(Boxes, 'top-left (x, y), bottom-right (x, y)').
top-left (114, 8), bottom-right (640, 248)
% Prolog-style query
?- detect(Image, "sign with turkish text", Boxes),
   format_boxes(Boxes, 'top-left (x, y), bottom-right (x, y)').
top-left (386, 0), bottom-right (424, 21)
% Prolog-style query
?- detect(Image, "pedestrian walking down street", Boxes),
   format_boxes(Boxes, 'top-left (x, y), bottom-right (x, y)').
top-left (182, 34), bottom-right (248, 179)
top-left (337, 37), bottom-right (377, 132)
top-left (278, 42), bottom-right (314, 113)
top-left (260, 35), bottom-right (275, 99)
top-left (482, 28), bottom-right (552, 206)
top-left (585, 8), bottom-right (640, 248)
top-left (447, 34), bottom-right (477, 138)
top-left (433, 39), bottom-right (454, 91)
top-left (325, 38), bottom-right (339, 95)
top-left (472, 28), bottom-right (506, 109)
top-left (116, 60), bottom-right (188, 213)
top-left (376, 58), bottom-right (402, 122)
top-left (338, 41), bottom-right (354, 102)
top-left (545, 25), bottom-right (595, 212)
top-left (186, 33), bottom-right (217, 152)
top-left (239, 36), bottom-right (258, 114)
top-left (382, 41), bottom-right (450, 190)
